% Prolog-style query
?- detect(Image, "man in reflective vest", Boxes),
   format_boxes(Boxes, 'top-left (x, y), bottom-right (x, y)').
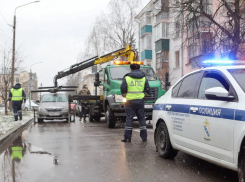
top-left (9, 136), bottom-right (26, 164)
top-left (120, 64), bottom-right (150, 142)
top-left (8, 83), bottom-right (26, 121)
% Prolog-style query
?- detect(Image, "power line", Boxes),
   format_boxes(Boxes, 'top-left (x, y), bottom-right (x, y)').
top-left (26, 39), bottom-right (84, 56)
top-left (0, 10), bottom-right (9, 25)
top-left (0, 28), bottom-right (12, 40)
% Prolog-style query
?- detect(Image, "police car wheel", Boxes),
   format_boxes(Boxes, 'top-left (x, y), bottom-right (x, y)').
top-left (156, 122), bottom-right (178, 159)
top-left (239, 154), bottom-right (245, 182)
top-left (106, 105), bottom-right (115, 128)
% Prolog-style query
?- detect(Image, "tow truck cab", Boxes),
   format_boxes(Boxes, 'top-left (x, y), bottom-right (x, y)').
top-left (102, 64), bottom-right (166, 127)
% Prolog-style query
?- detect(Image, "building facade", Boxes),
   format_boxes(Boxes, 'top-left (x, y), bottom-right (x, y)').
top-left (0, 70), bottom-right (39, 104)
top-left (136, 0), bottom-right (242, 87)
top-left (136, 0), bottom-right (182, 89)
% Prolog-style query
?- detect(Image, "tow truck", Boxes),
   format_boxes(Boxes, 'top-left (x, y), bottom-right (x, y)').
top-left (54, 45), bottom-right (166, 127)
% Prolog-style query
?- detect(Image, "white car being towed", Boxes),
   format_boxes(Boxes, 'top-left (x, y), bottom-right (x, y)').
top-left (38, 93), bottom-right (69, 123)
top-left (152, 64), bottom-right (245, 181)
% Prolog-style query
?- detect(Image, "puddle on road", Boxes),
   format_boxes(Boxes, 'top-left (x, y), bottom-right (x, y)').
top-left (0, 134), bottom-right (58, 182)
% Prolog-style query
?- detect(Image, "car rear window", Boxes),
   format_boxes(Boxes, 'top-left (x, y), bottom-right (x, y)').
top-left (41, 94), bottom-right (68, 102)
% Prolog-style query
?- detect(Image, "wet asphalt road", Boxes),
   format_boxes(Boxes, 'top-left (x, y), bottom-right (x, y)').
top-left (0, 117), bottom-right (239, 182)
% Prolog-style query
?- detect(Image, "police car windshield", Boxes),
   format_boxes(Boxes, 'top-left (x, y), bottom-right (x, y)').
top-left (228, 69), bottom-right (245, 92)
top-left (109, 67), bottom-right (157, 81)
top-left (41, 94), bottom-right (68, 102)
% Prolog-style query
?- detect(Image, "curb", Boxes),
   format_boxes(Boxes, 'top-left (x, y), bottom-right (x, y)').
top-left (0, 118), bottom-right (34, 154)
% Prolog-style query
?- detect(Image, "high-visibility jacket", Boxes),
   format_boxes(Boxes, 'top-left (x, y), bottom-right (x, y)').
top-left (125, 76), bottom-right (145, 100)
top-left (11, 88), bottom-right (23, 101)
top-left (11, 146), bottom-right (23, 160)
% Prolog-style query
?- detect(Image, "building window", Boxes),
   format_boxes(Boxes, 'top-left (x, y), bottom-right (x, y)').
top-left (156, 51), bottom-right (169, 69)
top-left (141, 35), bottom-right (152, 50)
top-left (155, 22), bottom-right (169, 41)
top-left (203, 0), bottom-right (212, 14)
top-left (175, 51), bottom-right (180, 67)
top-left (175, 20), bottom-right (180, 38)
top-left (140, 12), bottom-right (151, 28)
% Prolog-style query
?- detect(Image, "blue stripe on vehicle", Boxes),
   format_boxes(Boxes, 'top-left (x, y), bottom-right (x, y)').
top-left (235, 110), bottom-right (245, 122)
top-left (190, 105), bottom-right (234, 120)
top-left (153, 104), bottom-right (165, 111)
top-left (154, 104), bottom-right (189, 113)
top-left (154, 104), bottom-right (236, 120)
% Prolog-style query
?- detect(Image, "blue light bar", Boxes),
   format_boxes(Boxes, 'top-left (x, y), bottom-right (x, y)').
top-left (202, 60), bottom-right (234, 64)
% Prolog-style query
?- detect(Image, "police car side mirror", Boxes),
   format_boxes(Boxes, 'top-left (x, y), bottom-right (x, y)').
top-left (205, 87), bottom-right (235, 101)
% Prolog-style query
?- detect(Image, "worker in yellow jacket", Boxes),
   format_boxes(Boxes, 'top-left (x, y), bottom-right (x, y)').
top-left (8, 83), bottom-right (26, 121)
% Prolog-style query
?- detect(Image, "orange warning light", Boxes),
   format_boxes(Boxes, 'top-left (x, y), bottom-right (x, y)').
top-left (113, 61), bottom-right (143, 65)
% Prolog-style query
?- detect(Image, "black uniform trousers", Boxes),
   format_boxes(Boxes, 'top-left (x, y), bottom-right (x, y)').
top-left (12, 101), bottom-right (22, 121)
top-left (124, 99), bottom-right (147, 141)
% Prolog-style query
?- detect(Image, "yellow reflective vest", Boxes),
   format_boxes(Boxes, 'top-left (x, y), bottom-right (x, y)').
top-left (11, 88), bottom-right (23, 101)
top-left (11, 146), bottom-right (23, 160)
top-left (125, 76), bottom-right (145, 100)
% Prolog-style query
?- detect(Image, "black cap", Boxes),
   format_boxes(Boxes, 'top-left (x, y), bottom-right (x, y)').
top-left (130, 64), bottom-right (140, 70)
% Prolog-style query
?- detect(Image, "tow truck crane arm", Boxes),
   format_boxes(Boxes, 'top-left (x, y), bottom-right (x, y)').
top-left (54, 45), bottom-right (136, 87)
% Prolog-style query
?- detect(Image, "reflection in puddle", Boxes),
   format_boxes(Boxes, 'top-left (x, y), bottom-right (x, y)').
top-left (0, 134), bottom-right (58, 182)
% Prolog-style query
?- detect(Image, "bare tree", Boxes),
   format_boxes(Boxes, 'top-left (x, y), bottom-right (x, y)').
top-left (0, 48), bottom-right (23, 115)
top-left (171, 0), bottom-right (245, 60)
top-left (83, 0), bottom-right (141, 57)
top-left (65, 72), bottom-right (82, 96)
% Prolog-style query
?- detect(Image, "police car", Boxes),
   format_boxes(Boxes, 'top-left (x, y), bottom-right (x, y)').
top-left (152, 60), bottom-right (245, 180)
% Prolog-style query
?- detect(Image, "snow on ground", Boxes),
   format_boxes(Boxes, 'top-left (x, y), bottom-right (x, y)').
top-left (0, 111), bottom-right (33, 136)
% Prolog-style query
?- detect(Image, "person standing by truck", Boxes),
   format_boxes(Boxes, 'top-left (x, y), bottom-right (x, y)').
top-left (8, 83), bottom-right (26, 121)
top-left (78, 84), bottom-right (91, 122)
top-left (120, 63), bottom-right (150, 142)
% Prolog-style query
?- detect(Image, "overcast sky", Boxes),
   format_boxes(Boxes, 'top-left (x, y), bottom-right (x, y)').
top-left (0, 0), bottom-right (149, 87)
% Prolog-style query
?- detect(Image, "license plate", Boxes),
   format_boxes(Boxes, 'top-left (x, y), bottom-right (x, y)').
top-left (144, 105), bottom-right (153, 109)
top-left (49, 112), bottom-right (60, 116)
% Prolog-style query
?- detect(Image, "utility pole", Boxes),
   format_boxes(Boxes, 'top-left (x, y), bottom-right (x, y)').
top-left (11, 15), bottom-right (16, 89)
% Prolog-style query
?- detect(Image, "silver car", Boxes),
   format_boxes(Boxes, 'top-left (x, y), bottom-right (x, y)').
top-left (37, 93), bottom-right (69, 123)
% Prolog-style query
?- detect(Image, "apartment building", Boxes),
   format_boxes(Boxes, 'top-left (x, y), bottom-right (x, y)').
top-left (136, 0), bottom-right (182, 89)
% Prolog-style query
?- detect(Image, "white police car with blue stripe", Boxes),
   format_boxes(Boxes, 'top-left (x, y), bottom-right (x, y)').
top-left (152, 60), bottom-right (245, 181)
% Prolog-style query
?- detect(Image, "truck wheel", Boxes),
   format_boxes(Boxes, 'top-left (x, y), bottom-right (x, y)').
top-left (38, 118), bottom-right (43, 123)
top-left (156, 122), bottom-right (178, 159)
top-left (106, 105), bottom-right (115, 128)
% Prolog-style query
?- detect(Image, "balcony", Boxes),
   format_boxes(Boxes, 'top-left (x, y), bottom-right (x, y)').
top-left (156, 12), bottom-right (169, 23)
top-left (141, 25), bottom-right (152, 36)
top-left (141, 50), bottom-right (152, 60)
top-left (155, 39), bottom-right (169, 52)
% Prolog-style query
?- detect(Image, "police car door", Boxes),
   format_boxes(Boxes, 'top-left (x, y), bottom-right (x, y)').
top-left (190, 70), bottom-right (237, 163)
top-left (167, 71), bottom-right (203, 148)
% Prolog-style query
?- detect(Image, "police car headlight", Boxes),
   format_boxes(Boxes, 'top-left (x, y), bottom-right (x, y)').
top-left (115, 95), bottom-right (127, 102)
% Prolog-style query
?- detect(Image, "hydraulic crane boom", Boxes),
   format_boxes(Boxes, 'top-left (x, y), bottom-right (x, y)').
top-left (54, 45), bottom-right (136, 87)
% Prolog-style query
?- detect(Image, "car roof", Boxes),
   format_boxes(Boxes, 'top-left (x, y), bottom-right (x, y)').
top-left (184, 65), bottom-right (245, 78)
top-left (203, 65), bottom-right (245, 71)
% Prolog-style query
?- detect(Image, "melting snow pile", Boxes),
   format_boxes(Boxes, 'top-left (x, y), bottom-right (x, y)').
top-left (0, 111), bottom-right (33, 136)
